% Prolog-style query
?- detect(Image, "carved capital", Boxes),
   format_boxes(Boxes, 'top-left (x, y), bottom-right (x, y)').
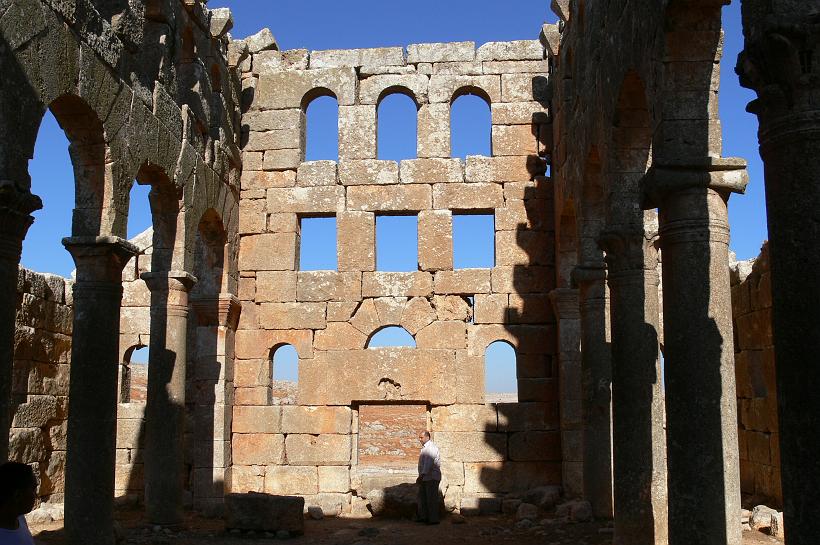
top-left (63, 236), bottom-right (139, 284)
top-left (190, 294), bottom-right (241, 329)
top-left (642, 157), bottom-right (748, 209)
top-left (142, 271), bottom-right (198, 315)
top-left (571, 262), bottom-right (606, 288)
top-left (0, 181), bottom-right (42, 261)
top-left (598, 226), bottom-right (658, 278)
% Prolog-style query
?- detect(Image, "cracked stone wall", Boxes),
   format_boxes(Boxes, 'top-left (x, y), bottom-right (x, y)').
top-left (230, 37), bottom-right (561, 514)
top-left (731, 243), bottom-right (781, 508)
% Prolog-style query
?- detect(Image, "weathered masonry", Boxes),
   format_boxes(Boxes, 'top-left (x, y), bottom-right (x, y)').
top-left (2, 1), bottom-right (819, 545)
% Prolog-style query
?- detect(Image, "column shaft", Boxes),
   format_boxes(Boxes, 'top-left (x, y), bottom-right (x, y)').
top-left (63, 237), bottom-right (137, 545)
top-left (658, 187), bottom-right (741, 545)
top-left (142, 271), bottom-right (196, 526)
top-left (600, 228), bottom-right (668, 544)
top-left (574, 265), bottom-right (613, 519)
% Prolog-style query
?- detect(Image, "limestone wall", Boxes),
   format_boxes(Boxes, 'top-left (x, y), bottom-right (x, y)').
top-left (10, 268), bottom-right (73, 504)
top-left (231, 38), bottom-right (560, 514)
top-left (732, 243), bottom-right (781, 507)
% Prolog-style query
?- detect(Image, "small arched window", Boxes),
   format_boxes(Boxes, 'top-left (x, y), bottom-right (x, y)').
top-left (271, 344), bottom-right (299, 405)
top-left (451, 91), bottom-right (491, 159)
top-left (377, 92), bottom-right (418, 161)
top-left (305, 92), bottom-right (339, 161)
top-left (121, 345), bottom-right (149, 403)
top-left (485, 341), bottom-right (518, 403)
top-left (127, 181), bottom-right (152, 240)
top-left (367, 326), bottom-right (416, 348)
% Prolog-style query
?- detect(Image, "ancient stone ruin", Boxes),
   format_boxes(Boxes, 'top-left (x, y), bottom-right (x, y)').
top-left (1, 1), bottom-right (817, 545)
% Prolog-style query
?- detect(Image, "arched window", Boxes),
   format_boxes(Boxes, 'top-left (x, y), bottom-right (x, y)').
top-left (451, 92), bottom-right (491, 159)
top-left (485, 341), bottom-right (518, 403)
top-left (305, 93), bottom-right (339, 161)
top-left (121, 345), bottom-right (149, 403)
top-left (271, 344), bottom-right (299, 405)
top-left (127, 181), bottom-right (152, 241)
top-left (367, 326), bottom-right (416, 348)
top-left (21, 110), bottom-right (73, 276)
top-left (377, 92), bottom-right (418, 161)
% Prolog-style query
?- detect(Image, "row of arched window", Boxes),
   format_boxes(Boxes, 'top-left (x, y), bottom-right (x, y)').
top-left (306, 93), bottom-right (492, 162)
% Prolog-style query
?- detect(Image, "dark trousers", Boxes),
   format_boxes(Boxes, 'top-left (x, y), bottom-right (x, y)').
top-left (417, 479), bottom-right (441, 523)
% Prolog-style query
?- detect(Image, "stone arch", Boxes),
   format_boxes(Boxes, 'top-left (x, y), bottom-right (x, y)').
top-left (270, 343), bottom-right (299, 405)
top-left (450, 88), bottom-right (492, 158)
top-left (366, 325), bottom-right (417, 348)
top-left (377, 86), bottom-right (421, 109)
top-left (484, 339), bottom-right (518, 403)
top-left (452, 85), bottom-right (493, 105)
top-left (302, 88), bottom-right (339, 161)
top-left (377, 88), bottom-right (419, 161)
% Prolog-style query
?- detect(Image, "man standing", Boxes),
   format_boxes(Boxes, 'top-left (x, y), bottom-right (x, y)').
top-left (416, 430), bottom-right (441, 524)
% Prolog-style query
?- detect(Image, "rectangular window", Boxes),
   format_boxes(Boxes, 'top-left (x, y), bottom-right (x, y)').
top-left (299, 216), bottom-right (337, 270)
top-left (376, 214), bottom-right (418, 272)
top-left (453, 213), bottom-right (495, 268)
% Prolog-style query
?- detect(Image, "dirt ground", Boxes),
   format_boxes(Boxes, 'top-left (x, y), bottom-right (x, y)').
top-left (30, 509), bottom-right (783, 545)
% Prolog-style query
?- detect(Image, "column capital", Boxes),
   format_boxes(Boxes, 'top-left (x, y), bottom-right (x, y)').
top-left (0, 182), bottom-right (42, 260)
top-left (598, 226), bottom-right (658, 278)
top-left (549, 288), bottom-right (580, 320)
top-left (62, 236), bottom-right (138, 283)
top-left (141, 270), bottom-right (198, 293)
top-left (642, 157), bottom-right (749, 209)
top-left (571, 262), bottom-right (606, 288)
top-left (190, 293), bottom-right (241, 329)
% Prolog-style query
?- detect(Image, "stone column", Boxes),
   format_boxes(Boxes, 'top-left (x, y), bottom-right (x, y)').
top-left (549, 288), bottom-right (583, 497)
top-left (62, 236), bottom-right (137, 545)
top-left (0, 183), bottom-right (41, 461)
top-left (142, 271), bottom-right (197, 526)
top-left (645, 159), bottom-right (747, 545)
top-left (189, 294), bottom-right (240, 515)
top-left (572, 263), bottom-right (613, 519)
top-left (738, 9), bottom-right (820, 542)
top-left (599, 226), bottom-right (667, 544)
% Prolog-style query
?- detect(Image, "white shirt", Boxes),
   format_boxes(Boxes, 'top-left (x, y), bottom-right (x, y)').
top-left (0, 516), bottom-right (35, 545)
top-left (418, 440), bottom-right (441, 481)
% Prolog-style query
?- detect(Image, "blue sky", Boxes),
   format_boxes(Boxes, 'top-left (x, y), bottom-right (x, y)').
top-left (23, 1), bottom-right (765, 390)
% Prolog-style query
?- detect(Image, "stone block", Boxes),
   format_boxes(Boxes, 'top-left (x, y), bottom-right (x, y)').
top-left (483, 60), bottom-right (550, 74)
top-left (228, 466), bottom-right (265, 493)
top-left (263, 149), bottom-right (302, 171)
top-left (314, 322), bottom-right (367, 351)
top-left (310, 47), bottom-right (405, 68)
top-left (318, 466), bottom-right (351, 493)
top-left (268, 213), bottom-right (299, 233)
top-left (254, 49), bottom-right (311, 72)
top-left (416, 321), bottom-right (467, 349)
top-left (281, 406), bottom-right (352, 435)
top-left (347, 184), bottom-right (432, 211)
top-left (432, 61), bottom-right (483, 75)
top-left (429, 75), bottom-right (501, 104)
top-left (432, 182), bottom-right (503, 210)
top-left (338, 160), bottom-right (399, 186)
top-left (433, 431), bottom-right (506, 462)
top-left (258, 302), bottom-right (327, 330)
top-left (9, 428), bottom-right (46, 463)
top-left (245, 128), bottom-right (304, 152)
top-left (508, 431), bottom-right (561, 461)
top-left (518, 379), bottom-right (558, 403)
top-left (350, 299), bottom-right (381, 335)
top-left (11, 396), bottom-right (57, 428)
top-left (491, 266), bottom-right (554, 294)
top-left (358, 74), bottom-right (429, 105)
top-left (256, 271), bottom-right (297, 302)
top-left (501, 73), bottom-right (550, 103)
top-left (434, 269), bottom-right (491, 294)
top-left (267, 186), bottom-right (344, 214)
top-left (286, 434), bottom-right (351, 465)
top-left (407, 42), bottom-right (475, 63)
top-left (362, 272), bottom-right (433, 297)
top-left (508, 293), bottom-right (555, 324)
top-left (464, 461), bottom-right (561, 494)
top-left (496, 230), bottom-right (553, 266)
top-left (339, 105), bottom-right (377, 160)
top-left (466, 155), bottom-right (542, 182)
top-left (497, 402), bottom-right (558, 432)
top-left (302, 493), bottom-right (352, 516)
top-left (233, 358), bottom-right (266, 388)
top-left (243, 109), bottom-right (303, 132)
top-left (431, 405), bottom-right (497, 432)
top-left (299, 348), bottom-right (456, 405)
top-left (400, 297), bottom-right (437, 335)
top-left (232, 434), bottom-right (285, 465)
top-left (257, 67), bottom-right (357, 109)
top-left (492, 125), bottom-right (538, 156)
top-left (433, 295), bottom-right (473, 321)
top-left (418, 210), bottom-right (453, 272)
top-left (476, 40), bottom-right (544, 61)
top-left (417, 103), bottom-right (450, 158)
top-left (296, 271), bottom-right (362, 302)
top-left (239, 198), bottom-right (266, 235)
top-left (264, 465), bottom-right (319, 495)
top-left (296, 161), bottom-right (337, 187)
top-left (235, 329), bottom-right (314, 360)
top-left (492, 102), bottom-right (550, 125)
top-left (224, 493), bottom-right (304, 534)
top-left (115, 419), bottom-right (143, 450)
top-left (474, 293), bottom-right (508, 323)
top-left (338, 211), bottom-right (376, 271)
top-left (374, 297), bottom-right (408, 324)
top-left (233, 406), bottom-right (281, 434)
top-left (327, 302), bottom-right (359, 322)
top-left (400, 158), bottom-right (463, 184)
top-left (239, 233), bottom-right (297, 271)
